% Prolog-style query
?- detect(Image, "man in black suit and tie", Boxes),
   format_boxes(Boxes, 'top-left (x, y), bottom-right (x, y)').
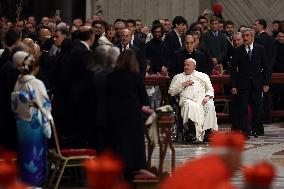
top-left (61, 26), bottom-right (95, 148)
top-left (126, 19), bottom-right (146, 53)
top-left (164, 16), bottom-right (187, 61)
top-left (116, 28), bottom-right (146, 76)
top-left (253, 19), bottom-right (276, 125)
top-left (201, 17), bottom-right (227, 67)
top-left (230, 28), bottom-right (270, 138)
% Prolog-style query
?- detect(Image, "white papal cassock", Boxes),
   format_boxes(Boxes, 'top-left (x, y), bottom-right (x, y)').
top-left (168, 71), bottom-right (218, 141)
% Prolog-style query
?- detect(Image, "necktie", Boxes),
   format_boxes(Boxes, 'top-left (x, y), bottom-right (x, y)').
top-left (248, 47), bottom-right (252, 60)
top-left (213, 31), bottom-right (218, 37)
top-left (178, 35), bottom-right (182, 47)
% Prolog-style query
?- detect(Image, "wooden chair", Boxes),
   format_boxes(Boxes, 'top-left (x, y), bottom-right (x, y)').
top-left (48, 120), bottom-right (96, 189)
top-left (145, 114), bottom-right (175, 177)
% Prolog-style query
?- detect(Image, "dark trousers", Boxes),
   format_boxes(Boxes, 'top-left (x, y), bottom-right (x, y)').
top-left (230, 94), bottom-right (240, 131)
top-left (238, 87), bottom-right (263, 134)
top-left (262, 90), bottom-right (272, 123)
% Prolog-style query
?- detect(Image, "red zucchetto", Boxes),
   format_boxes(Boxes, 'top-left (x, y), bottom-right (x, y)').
top-left (213, 3), bottom-right (222, 13)
top-left (244, 161), bottom-right (276, 188)
top-left (210, 132), bottom-right (245, 152)
top-left (85, 151), bottom-right (124, 189)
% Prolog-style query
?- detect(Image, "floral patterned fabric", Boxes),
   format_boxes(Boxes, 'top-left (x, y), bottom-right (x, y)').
top-left (11, 75), bottom-right (52, 186)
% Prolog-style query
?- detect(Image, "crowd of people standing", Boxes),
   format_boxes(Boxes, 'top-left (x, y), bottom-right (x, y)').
top-left (0, 10), bottom-right (284, 187)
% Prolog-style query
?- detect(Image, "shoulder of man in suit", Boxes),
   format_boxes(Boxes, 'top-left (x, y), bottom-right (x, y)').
top-left (129, 44), bottom-right (140, 51)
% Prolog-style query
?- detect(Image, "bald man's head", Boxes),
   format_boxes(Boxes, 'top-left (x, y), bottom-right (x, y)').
top-left (121, 29), bottom-right (132, 46)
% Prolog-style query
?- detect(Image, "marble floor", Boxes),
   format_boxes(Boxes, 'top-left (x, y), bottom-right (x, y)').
top-left (149, 122), bottom-right (284, 189)
top-left (53, 121), bottom-right (284, 189)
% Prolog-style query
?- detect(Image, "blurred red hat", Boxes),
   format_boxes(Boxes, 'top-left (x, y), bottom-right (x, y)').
top-left (85, 151), bottom-right (124, 189)
top-left (214, 181), bottom-right (238, 189)
top-left (6, 182), bottom-right (27, 189)
top-left (210, 132), bottom-right (245, 152)
top-left (213, 3), bottom-right (222, 13)
top-left (244, 161), bottom-right (275, 187)
top-left (0, 161), bottom-right (17, 187)
top-left (112, 181), bottom-right (132, 189)
top-left (0, 150), bottom-right (18, 187)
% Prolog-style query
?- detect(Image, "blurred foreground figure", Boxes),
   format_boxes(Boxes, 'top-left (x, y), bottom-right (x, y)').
top-left (243, 161), bottom-right (276, 189)
top-left (0, 148), bottom-right (27, 188)
top-left (85, 151), bottom-right (132, 189)
top-left (159, 132), bottom-right (245, 189)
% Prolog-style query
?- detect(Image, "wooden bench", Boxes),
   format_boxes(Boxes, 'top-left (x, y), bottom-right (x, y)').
top-left (211, 73), bottom-right (284, 120)
top-left (145, 75), bottom-right (170, 106)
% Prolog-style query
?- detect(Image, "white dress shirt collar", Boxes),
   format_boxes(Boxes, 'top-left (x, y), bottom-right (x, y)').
top-left (80, 41), bottom-right (90, 50)
top-left (122, 44), bottom-right (130, 51)
top-left (174, 29), bottom-right (182, 47)
top-left (131, 35), bottom-right (135, 45)
top-left (245, 42), bottom-right (254, 52)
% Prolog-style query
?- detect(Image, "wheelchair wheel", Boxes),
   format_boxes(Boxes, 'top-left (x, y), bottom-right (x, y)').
top-left (171, 100), bottom-right (183, 142)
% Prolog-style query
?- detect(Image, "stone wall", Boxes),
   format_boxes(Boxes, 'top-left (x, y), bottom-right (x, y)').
top-left (88, 0), bottom-right (203, 26)
top-left (220, 0), bottom-right (284, 28)
top-left (88, 0), bottom-right (283, 28)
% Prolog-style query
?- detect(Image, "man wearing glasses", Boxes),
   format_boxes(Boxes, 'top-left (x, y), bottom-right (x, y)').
top-left (169, 33), bottom-right (212, 78)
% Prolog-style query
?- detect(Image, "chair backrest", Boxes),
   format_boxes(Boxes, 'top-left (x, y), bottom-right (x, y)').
top-left (50, 120), bottom-right (63, 157)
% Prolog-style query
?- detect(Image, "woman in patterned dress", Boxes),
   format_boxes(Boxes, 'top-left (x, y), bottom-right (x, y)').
top-left (11, 51), bottom-right (52, 186)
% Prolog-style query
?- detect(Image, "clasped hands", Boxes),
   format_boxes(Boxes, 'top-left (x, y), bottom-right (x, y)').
top-left (181, 80), bottom-right (194, 88)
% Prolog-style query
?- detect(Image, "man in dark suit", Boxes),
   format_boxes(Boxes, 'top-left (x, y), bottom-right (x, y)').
top-left (169, 33), bottom-right (212, 78)
top-left (61, 26), bottom-right (94, 148)
top-left (201, 16), bottom-right (227, 67)
top-left (126, 19), bottom-right (146, 55)
top-left (164, 16), bottom-right (187, 60)
top-left (271, 30), bottom-right (284, 111)
top-left (253, 19), bottom-right (276, 124)
top-left (116, 28), bottom-right (146, 76)
top-left (230, 28), bottom-right (270, 138)
top-left (0, 29), bottom-right (20, 69)
top-left (146, 23), bottom-right (170, 74)
top-left (223, 20), bottom-right (235, 73)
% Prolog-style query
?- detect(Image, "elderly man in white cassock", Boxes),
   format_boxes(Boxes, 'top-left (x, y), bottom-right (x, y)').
top-left (168, 58), bottom-right (218, 142)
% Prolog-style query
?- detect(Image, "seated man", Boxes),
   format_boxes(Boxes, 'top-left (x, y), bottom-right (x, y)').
top-left (168, 58), bottom-right (218, 142)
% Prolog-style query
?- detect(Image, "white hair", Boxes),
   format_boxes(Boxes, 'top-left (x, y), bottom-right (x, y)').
top-left (185, 58), bottom-right (196, 65)
top-left (12, 51), bottom-right (29, 66)
top-left (233, 32), bottom-right (242, 39)
top-left (57, 22), bottom-right (67, 30)
top-left (242, 27), bottom-right (255, 36)
top-left (107, 46), bottom-right (120, 63)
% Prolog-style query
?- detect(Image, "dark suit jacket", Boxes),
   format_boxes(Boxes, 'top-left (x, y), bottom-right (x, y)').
top-left (230, 43), bottom-right (270, 90)
top-left (255, 32), bottom-right (276, 69)
top-left (169, 48), bottom-right (212, 78)
top-left (59, 40), bottom-right (93, 147)
top-left (116, 43), bottom-right (146, 76)
top-left (0, 48), bottom-right (11, 69)
top-left (164, 30), bottom-right (183, 57)
top-left (133, 35), bottom-right (146, 53)
top-left (146, 38), bottom-right (170, 73)
top-left (66, 40), bottom-right (93, 103)
top-left (273, 41), bottom-right (284, 72)
top-left (223, 37), bottom-right (234, 71)
top-left (201, 30), bottom-right (227, 64)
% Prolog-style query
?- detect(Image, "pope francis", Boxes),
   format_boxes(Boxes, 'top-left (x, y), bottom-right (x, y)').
top-left (168, 58), bottom-right (218, 142)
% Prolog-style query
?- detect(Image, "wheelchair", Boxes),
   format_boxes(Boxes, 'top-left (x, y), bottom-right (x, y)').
top-left (170, 96), bottom-right (196, 143)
